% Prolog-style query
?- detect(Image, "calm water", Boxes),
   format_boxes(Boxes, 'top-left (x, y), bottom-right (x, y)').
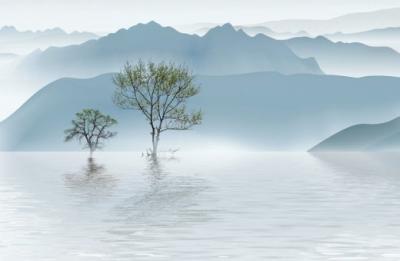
top-left (1, 152), bottom-right (400, 260)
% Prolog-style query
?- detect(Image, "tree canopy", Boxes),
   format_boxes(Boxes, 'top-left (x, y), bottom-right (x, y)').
top-left (113, 61), bottom-right (202, 156)
top-left (65, 109), bottom-right (117, 156)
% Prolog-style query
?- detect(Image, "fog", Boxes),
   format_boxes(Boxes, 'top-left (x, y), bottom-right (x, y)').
top-left (0, 0), bottom-right (399, 32)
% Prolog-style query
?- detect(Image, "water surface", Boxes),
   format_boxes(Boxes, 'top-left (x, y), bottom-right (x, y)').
top-left (1, 152), bottom-right (400, 260)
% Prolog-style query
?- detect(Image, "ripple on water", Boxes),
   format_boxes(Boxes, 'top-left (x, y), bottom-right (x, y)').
top-left (1, 152), bottom-right (400, 260)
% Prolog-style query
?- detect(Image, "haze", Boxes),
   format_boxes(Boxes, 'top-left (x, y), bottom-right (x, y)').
top-left (0, 0), bottom-right (399, 32)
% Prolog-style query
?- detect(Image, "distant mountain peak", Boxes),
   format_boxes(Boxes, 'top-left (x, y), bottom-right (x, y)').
top-left (124, 21), bottom-right (177, 36)
top-left (146, 21), bottom-right (162, 27)
top-left (314, 35), bottom-right (329, 41)
top-left (132, 21), bottom-right (163, 30)
top-left (221, 23), bottom-right (235, 29)
top-left (0, 25), bottom-right (17, 33)
top-left (0, 25), bottom-right (95, 37)
top-left (204, 23), bottom-right (247, 39)
top-left (43, 27), bottom-right (66, 34)
top-left (212, 23), bottom-right (235, 32)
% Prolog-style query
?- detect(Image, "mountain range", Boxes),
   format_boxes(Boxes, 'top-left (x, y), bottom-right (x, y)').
top-left (17, 21), bottom-right (400, 89)
top-left (284, 36), bottom-right (400, 77)
top-left (325, 27), bottom-right (400, 52)
top-left (0, 26), bottom-right (98, 54)
top-left (257, 8), bottom-right (400, 35)
top-left (4, 21), bottom-right (400, 122)
top-left (237, 26), bottom-right (309, 39)
top-left (2, 72), bottom-right (400, 151)
top-left (310, 117), bottom-right (400, 152)
top-left (194, 25), bottom-right (309, 39)
top-left (16, 22), bottom-right (322, 84)
top-left (192, 24), bottom-right (400, 57)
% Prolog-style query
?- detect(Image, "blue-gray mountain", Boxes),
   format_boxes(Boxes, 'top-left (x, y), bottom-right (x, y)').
top-left (0, 26), bottom-right (98, 55)
top-left (310, 117), bottom-right (400, 152)
top-left (17, 21), bottom-right (400, 86)
top-left (17, 22), bottom-right (322, 83)
top-left (325, 27), bottom-right (400, 52)
top-left (195, 25), bottom-right (309, 39)
top-left (284, 36), bottom-right (400, 77)
top-left (192, 24), bottom-right (400, 77)
top-left (2, 72), bottom-right (400, 151)
top-left (259, 8), bottom-right (400, 35)
top-left (236, 26), bottom-right (309, 39)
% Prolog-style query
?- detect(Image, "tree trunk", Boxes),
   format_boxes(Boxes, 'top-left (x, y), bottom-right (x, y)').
top-left (151, 130), bottom-right (160, 158)
top-left (151, 130), bottom-right (156, 158)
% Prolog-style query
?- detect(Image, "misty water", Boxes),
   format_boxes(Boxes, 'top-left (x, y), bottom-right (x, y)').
top-left (1, 152), bottom-right (400, 260)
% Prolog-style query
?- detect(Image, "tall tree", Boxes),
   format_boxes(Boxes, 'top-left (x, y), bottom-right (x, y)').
top-left (113, 61), bottom-right (202, 157)
top-left (65, 109), bottom-right (117, 157)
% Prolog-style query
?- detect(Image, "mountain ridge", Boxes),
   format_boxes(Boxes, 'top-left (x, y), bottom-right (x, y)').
top-left (284, 36), bottom-right (400, 77)
top-left (325, 27), bottom-right (400, 52)
top-left (0, 25), bottom-right (98, 54)
top-left (257, 8), bottom-right (400, 35)
top-left (16, 21), bottom-right (323, 84)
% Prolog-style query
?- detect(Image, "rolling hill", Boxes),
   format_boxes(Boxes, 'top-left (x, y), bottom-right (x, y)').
top-left (310, 117), bottom-right (400, 152)
top-left (2, 72), bottom-right (400, 151)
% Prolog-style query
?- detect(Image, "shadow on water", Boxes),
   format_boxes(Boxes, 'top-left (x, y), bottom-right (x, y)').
top-left (64, 157), bottom-right (118, 201)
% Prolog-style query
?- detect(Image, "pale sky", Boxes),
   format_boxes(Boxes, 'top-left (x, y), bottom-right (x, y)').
top-left (0, 0), bottom-right (399, 33)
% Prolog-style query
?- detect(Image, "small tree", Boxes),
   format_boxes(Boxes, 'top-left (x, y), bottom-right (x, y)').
top-left (65, 109), bottom-right (118, 157)
top-left (113, 61), bottom-right (202, 157)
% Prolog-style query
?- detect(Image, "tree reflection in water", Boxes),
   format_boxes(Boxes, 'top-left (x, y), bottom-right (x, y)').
top-left (109, 155), bottom-right (212, 229)
top-left (64, 157), bottom-right (118, 201)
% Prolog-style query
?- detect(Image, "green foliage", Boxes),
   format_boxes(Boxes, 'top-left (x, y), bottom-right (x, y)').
top-left (113, 61), bottom-right (202, 155)
top-left (64, 109), bottom-right (117, 154)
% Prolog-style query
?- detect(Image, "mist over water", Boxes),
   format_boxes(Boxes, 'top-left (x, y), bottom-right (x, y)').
top-left (2, 2), bottom-right (400, 260)
top-left (1, 152), bottom-right (400, 260)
